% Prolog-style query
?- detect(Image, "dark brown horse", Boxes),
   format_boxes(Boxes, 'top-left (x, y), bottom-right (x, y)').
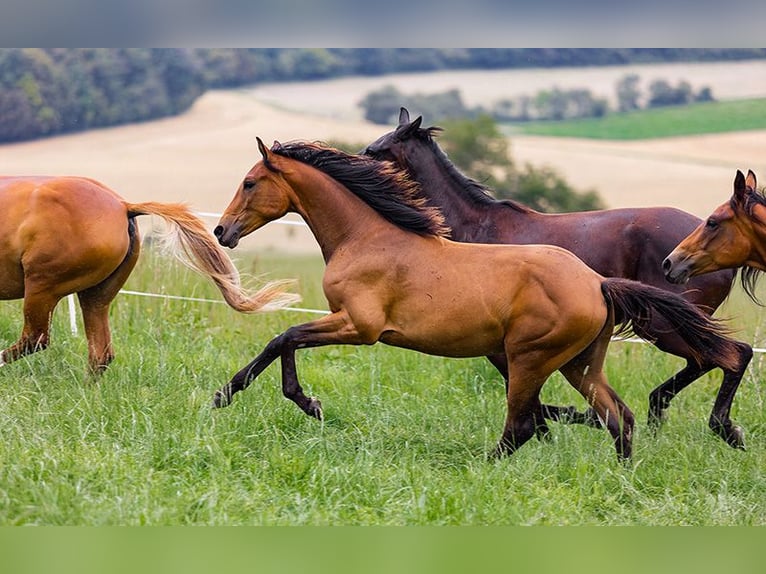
top-left (0, 176), bottom-right (297, 373)
top-left (211, 139), bottom-right (741, 461)
top-left (362, 108), bottom-right (752, 448)
top-left (665, 170), bottom-right (766, 301)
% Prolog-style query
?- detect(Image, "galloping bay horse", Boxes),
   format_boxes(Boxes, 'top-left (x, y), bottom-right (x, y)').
top-left (665, 170), bottom-right (766, 299)
top-left (0, 176), bottom-right (297, 372)
top-left (211, 139), bottom-right (741, 461)
top-left (362, 108), bottom-right (752, 448)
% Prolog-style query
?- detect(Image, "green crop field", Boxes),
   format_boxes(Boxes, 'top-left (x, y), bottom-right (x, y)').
top-left (1, 249), bottom-right (764, 525)
top-left (504, 98), bottom-right (766, 140)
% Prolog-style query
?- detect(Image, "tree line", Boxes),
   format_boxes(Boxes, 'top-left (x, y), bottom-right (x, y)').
top-left (2, 48), bottom-right (766, 143)
top-left (359, 74), bottom-right (717, 126)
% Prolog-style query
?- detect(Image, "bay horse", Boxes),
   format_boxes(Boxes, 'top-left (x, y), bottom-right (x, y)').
top-left (665, 170), bottom-right (765, 302)
top-left (211, 139), bottom-right (741, 461)
top-left (0, 176), bottom-right (297, 373)
top-left (362, 108), bottom-right (752, 448)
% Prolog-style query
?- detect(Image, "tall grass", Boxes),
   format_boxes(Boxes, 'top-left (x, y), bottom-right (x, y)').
top-left (504, 97), bottom-right (766, 140)
top-left (0, 249), bottom-right (764, 525)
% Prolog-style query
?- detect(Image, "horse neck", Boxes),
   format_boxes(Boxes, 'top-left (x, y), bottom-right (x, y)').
top-left (285, 164), bottom-right (396, 262)
top-left (405, 143), bottom-right (523, 243)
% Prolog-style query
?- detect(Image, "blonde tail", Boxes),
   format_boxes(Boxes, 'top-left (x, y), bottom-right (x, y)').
top-left (126, 202), bottom-right (300, 312)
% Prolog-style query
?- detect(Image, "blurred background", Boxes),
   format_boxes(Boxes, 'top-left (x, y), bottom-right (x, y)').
top-left (2, 49), bottom-right (765, 254)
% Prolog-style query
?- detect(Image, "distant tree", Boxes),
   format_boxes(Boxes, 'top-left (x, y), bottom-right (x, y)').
top-left (695, 86), bottom-right (715, 102)
top-left (648, 79), bottom-right (695, 107)
top-left (534, 89), bottom-right (569, 121)
top-left (358, 85), bottom-right (404, 124)
top-left (407, 89), bottom-right (470, 122)
top-left (275, 48), bottom-right (341, 79)
top-left (439, 114), bottom-right (514, 185)
top-left (616, 74), bottom-right (641, 112)
top-left (515, 164), bottom-right (604, 212)
top-left (437, 115), bottom-right (604, 212)
top-left (358, 86), bottom-right (474, 125)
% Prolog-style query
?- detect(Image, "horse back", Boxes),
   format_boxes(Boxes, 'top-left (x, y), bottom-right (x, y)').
top-left (497, 205), bottom-right (735, 310)
top-left (0, 176), bottom-right (133, 298)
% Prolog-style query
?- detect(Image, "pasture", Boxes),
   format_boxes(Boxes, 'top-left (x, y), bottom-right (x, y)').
top-left (1, 247), bottom-right (764, 525)
top-left (505, 97), bottom-right (766, 139)
top-left (2, 62), bottom-right (766, 526)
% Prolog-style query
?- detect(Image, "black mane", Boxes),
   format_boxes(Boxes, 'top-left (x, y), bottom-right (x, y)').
top-left (410, 126), bottom-right (533, 214)
top-left (734, 186), bottom-right (766, 304)
top-left (272, 141), bottom-right (449, 237)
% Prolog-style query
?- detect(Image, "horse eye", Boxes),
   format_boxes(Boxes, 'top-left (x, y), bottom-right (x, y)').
top-left (243, 180), bottom-right (255, 191)
top-left (706, 218), bottom-right (718, 229)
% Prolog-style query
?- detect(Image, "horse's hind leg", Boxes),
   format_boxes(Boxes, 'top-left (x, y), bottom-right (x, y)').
top-left (708, 341), bottom-right (751, 448)
top-left (1, 290), bottom-right (60, 366)
top-left (648, 362), bottom-right (712, 427)
top-left (647, 336), bottom-right (751, 449)
top-left (486, 353), bottom-right (597, 433)
top-left (558, 308), bottom-right (634, 461)
top-left (77, 220), bottom-right (141, 374)
top-left (560, 344), bottom-right (635, 461)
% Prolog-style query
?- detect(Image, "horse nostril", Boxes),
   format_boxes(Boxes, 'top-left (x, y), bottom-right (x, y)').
top-left (662, 257), bottom-right (671, 272)
top-left (213, 225), bottom-right (224, 238)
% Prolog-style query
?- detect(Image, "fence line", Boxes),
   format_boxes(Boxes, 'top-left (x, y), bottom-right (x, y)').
top-left (61, 289), bottom-right (766, 353)
top-left (59, 212), bottom-right (766, 354)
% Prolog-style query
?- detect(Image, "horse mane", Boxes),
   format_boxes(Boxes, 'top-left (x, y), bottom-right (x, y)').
top-left (272, 141), bottom-right (449, 237)
top-left (411, 126), bottom-right (534, 214)
top-left (734, 185), bottom-right (766, 304)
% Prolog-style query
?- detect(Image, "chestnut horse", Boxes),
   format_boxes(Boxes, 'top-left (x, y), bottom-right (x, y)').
top-left (211, 139), bottom-right (741, 461)
top-left (0, 176), bottom-right (297, 373)
top-left (665, 170), bottom-right (765, 301)
top-left (362, 108), bottom-right (752, 448)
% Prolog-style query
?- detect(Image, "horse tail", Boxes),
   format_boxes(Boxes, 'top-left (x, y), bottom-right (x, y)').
top-left (126, 202), bottom-right (299, 312)
top-left (600, 277), bottom-right (740, 372)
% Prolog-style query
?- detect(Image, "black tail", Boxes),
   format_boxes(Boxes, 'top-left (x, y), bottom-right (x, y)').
top-left (601, 277), bottom-right (740, 372)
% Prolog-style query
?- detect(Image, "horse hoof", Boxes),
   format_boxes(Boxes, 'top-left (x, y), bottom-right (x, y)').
top-left (307, 397), bottom-right (323, 420)
top-left (212, 391), bottom-right (231, 408)
top-left (725, 425), bottom-right (746, 450)
top-left (487, 446), bottom-right (503, 461)
top-left (489, 439), bottom-right (514, 460)
top-left (647, 409), bottom-right (666, 430)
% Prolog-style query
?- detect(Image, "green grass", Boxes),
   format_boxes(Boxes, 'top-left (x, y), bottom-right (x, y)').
top-left (1, 249), bottom-right (765, 525)
top-left (503, 97), bottom-right (766, 140)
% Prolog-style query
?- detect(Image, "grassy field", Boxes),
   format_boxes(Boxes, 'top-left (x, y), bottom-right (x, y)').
top-left (1, 249), bottom-right (765, 525)
top-left (504, 97), bottom-right (766, 140)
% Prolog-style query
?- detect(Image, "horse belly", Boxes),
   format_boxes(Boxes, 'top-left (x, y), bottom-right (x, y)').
top-left (379, 318), bottom-right (507, 358)
top-left (378, 284), bottom-right (510, 357)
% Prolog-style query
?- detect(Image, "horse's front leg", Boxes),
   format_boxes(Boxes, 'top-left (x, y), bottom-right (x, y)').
top-left (280, 338), bottom-right (323, 420)
top-left (212, 332), bottom-right (286, 407)
top-left (213, 310), bottom-right (369, 418)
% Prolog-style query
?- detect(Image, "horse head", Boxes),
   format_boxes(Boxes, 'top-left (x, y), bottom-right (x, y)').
top-left (664, 170), bottom-right (762, 284)
top-left (362, 107), bottom-right (435, 166)
top-left (214, 137), bottom-right (292, 248)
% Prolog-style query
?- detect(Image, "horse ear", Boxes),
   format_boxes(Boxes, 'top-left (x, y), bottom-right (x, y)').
top-left (257, 137), bottom-right (270, 160)
top-left (733, 170), bottom-right (747, 204)
top-left (746, 169), bottom-right (757, 191)
top-left (257, 136), bottom-right (280, 172)
top-left (397, 115), bottom-right (423, 140)
top-left (398, 107), bottom-right (410, 126)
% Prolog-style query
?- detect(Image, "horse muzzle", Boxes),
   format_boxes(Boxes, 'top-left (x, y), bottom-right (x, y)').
top-left (213, 224), bottom-right (241, 249)
top-left (662, 253), bottom-right (691, 284)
